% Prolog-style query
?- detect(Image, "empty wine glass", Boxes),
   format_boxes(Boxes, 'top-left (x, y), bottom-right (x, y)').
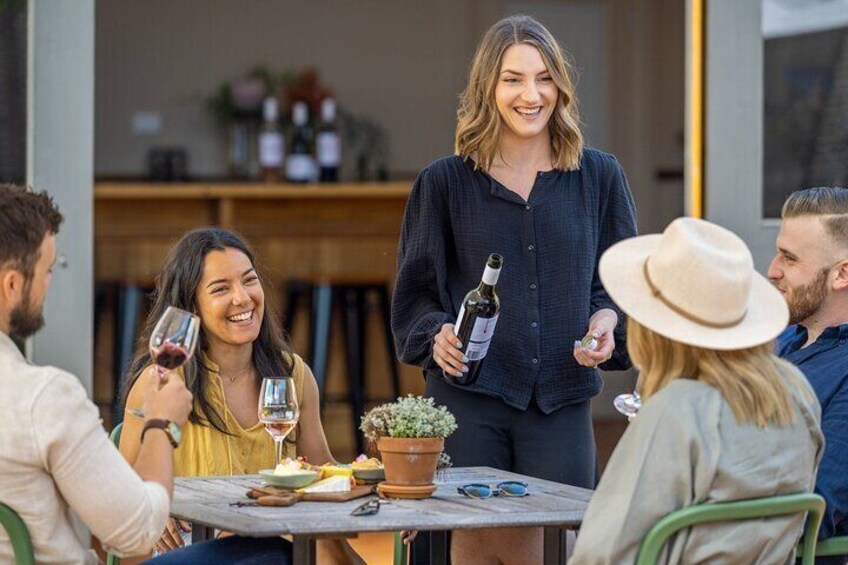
top-left (259, 377), bottom-right (299, 466)
top-left (613, 391), bottom-right (642, 419)
top-left (129, 306), bottom-right (200, 418)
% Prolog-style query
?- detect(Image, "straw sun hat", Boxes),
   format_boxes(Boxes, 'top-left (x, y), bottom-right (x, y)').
top-left (599, 217), bottom-right (788, 350)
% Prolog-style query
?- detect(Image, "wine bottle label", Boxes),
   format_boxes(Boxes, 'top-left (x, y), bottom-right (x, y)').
top-left (454, 306), bottom-right (499, 361)
top-left (465, 314), bottom-right (499, 360)
top-left (317, 132), bottom-right (341, 166)
top-left (259, 133), bottom-right (284, 167)
top-left (286, 154), bottom-right (315, 181)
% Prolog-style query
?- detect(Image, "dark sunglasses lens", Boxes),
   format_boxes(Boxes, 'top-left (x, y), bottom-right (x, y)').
top-left (463, 485), bottom-right (492, 498)
top-left (499, 482), bottom-right (528, 496)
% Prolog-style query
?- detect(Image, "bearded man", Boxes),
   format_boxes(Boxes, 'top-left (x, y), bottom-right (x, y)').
top-left (769, 187), bottom-right (848, 553)
top-left (0, 184), bottom-right (192, 563)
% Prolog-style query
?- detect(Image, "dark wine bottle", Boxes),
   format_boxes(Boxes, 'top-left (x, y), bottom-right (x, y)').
top-left (446, 253), bottom-right (503, 386)
top-left (285, 101), bottom-right (316, 183)
top-left (317, 98), bottom-right (341, 182)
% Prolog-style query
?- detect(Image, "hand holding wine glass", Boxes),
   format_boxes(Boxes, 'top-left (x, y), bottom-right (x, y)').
top-left (259, 377), bottom-right (299, 466)
top-left (130, 306), bottom-right (200, 418)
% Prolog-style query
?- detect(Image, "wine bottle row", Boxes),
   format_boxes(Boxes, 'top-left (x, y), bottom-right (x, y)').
top-left (259, 97), bottom-right (341, 183)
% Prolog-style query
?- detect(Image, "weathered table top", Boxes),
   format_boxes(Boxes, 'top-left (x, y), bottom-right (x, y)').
top-left (170, 466), bottom-right (592, 538)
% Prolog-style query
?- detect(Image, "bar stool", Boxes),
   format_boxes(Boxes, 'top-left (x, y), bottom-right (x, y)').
top-left (283, 276), bottom-right (402, 455)
top-left (94, 280), bottom-right (155, 425)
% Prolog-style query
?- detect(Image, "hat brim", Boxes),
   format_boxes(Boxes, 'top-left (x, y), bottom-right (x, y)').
top-left (599, 234), bottom-right (789, 351)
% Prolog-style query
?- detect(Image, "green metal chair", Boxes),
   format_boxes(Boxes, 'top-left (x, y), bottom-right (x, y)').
top-left (635, 493), bottom-right (825, 565)
top-left (393, 531), bottom-right (408, 565)
top-left (0, 502), bottom-right (35, 565)
top-left (106, 423), bottom-right (124, 565)
top-left (798, 534), bottom-right (848, 560)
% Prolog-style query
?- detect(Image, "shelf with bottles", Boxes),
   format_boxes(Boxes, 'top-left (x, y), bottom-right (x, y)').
top-left (211, 67), bottom-right (387, 184)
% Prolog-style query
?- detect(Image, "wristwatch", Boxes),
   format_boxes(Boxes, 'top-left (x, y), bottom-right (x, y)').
top-left (141, 419), bottom-right (181, 448)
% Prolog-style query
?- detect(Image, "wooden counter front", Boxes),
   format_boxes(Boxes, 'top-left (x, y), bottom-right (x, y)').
top-left (95, 181), bottom-right (412, 284)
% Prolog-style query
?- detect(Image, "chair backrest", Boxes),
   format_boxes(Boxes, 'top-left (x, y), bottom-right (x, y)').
top-left (0, 502), bottom-right (35, 565)
top-left (798, 534), bottom-right (848, 559)
top-left (109, 422), bottom-right (123, 446)
top-left (635, 493), bottom-right (825, 565)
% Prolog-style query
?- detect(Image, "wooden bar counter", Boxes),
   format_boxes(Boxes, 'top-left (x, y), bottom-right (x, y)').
top-left (95, 181), bottom-right (412, 284)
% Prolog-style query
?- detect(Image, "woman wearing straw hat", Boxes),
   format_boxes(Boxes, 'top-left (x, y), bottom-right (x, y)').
top-left (570, 217), bottom-right (823, 564)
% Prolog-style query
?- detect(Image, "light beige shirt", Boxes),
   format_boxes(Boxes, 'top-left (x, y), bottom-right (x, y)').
top-left (572, 374), bottom-right (823, 565)
top-left (0, 332), bottom-right (169, 564)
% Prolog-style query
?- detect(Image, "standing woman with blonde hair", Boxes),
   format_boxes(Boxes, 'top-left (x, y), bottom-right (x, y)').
top-left (392, 14), bottom-right (637, 563)
top-left (571, 218), bottom-right (823, 564)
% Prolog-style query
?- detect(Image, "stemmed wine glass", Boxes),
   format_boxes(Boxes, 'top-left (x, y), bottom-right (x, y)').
top-left (149, 306), bottom-right (200, 372)
top-left (259, 377), bottom-right (299, 466)
top-left (613, 390), bottom-right (642, 419)
top-left (129, 306), bottom-right (200, 418)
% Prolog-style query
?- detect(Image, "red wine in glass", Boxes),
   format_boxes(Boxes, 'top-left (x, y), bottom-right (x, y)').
top-left (152, 342), bottom-right (189, 370)
top-left (128, 306), bottom-right (200, 419)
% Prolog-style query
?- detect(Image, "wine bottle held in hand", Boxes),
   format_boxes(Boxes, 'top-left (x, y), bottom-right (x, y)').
top-left (447, 253), bottom-right (503, 386)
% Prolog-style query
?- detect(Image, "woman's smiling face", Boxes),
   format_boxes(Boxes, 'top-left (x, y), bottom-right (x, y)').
top-left (494, 43), bottom-right (558, 142)
top-left (196, 247), bottom-right (264, 348)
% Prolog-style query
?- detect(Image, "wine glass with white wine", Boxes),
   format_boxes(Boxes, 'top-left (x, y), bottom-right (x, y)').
top-left (259, 376), bottom-right (299, 466)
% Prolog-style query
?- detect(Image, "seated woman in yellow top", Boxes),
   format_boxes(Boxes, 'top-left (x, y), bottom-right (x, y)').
top-left (120, 227), bottom-right (362, 565)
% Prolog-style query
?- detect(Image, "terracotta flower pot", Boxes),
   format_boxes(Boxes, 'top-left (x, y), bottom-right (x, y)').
top-left (377, 437), bottom-right (444, 486)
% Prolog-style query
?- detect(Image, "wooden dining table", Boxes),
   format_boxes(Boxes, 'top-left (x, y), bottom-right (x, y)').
top-left (170, 466), bottom-right (593, 565)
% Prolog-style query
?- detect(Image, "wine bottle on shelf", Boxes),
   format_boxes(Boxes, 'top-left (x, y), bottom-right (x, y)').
top-left (258, 97), bottom-right (284, 183)
top-left (285, 101), bottom-right (316, 183)
top-left (446, 253), bottom-right (503, 386)
top-left (317, 97), bottom-right (341, 182)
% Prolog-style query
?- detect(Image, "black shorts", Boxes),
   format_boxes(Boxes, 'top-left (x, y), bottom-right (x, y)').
top-left (425, 375), bottom-right (596, 488)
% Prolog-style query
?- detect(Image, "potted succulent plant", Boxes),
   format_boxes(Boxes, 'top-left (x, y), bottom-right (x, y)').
top-left (360, 395), bottom-right (457, 496)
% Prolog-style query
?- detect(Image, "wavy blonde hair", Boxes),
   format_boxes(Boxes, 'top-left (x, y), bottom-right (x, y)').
top-left (455, 15), bottom-right (584, 172)
top-left (628, 318), bottom-right (808, 427)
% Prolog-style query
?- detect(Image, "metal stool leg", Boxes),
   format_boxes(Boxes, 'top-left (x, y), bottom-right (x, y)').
top-left (114, 285), bottom-right (143, 423)
top-left (310, 283), bottom-right (333, 402)
top-left (342, 287), bottom-right (366, 455)
top-left (376, 284), bottom-right (402, 399)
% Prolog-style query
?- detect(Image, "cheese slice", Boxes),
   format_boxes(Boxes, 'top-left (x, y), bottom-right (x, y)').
top-left (296, 475), bottom-right (352, 494)
top-left (319, 465), bottom-right (354, 480)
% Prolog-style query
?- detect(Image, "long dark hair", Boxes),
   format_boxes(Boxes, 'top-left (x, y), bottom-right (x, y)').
top-left (122, 227), bottom-right (294, 433)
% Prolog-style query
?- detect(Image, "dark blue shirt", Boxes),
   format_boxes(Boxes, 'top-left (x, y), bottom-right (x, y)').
top-left (777, 323), bottom-right (848, 539)
top-left (391, 149), bottom-right (638, 413)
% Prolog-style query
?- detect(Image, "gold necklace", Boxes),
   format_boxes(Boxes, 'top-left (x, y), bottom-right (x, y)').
top-left (221, 364), bottom-right (252, 384)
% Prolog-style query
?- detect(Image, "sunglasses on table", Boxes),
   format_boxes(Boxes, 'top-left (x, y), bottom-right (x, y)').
top-left (457, 481), bottom-right (529, 499)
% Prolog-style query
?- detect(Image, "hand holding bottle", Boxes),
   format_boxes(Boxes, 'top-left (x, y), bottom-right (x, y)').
top-left (573, 308), bottom-right (617, 368)
top-left (433, 323), bottom-right (468, 378)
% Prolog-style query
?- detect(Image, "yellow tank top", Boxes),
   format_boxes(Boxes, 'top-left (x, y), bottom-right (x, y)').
top-left (173, 352), bottom-right (305, 477)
